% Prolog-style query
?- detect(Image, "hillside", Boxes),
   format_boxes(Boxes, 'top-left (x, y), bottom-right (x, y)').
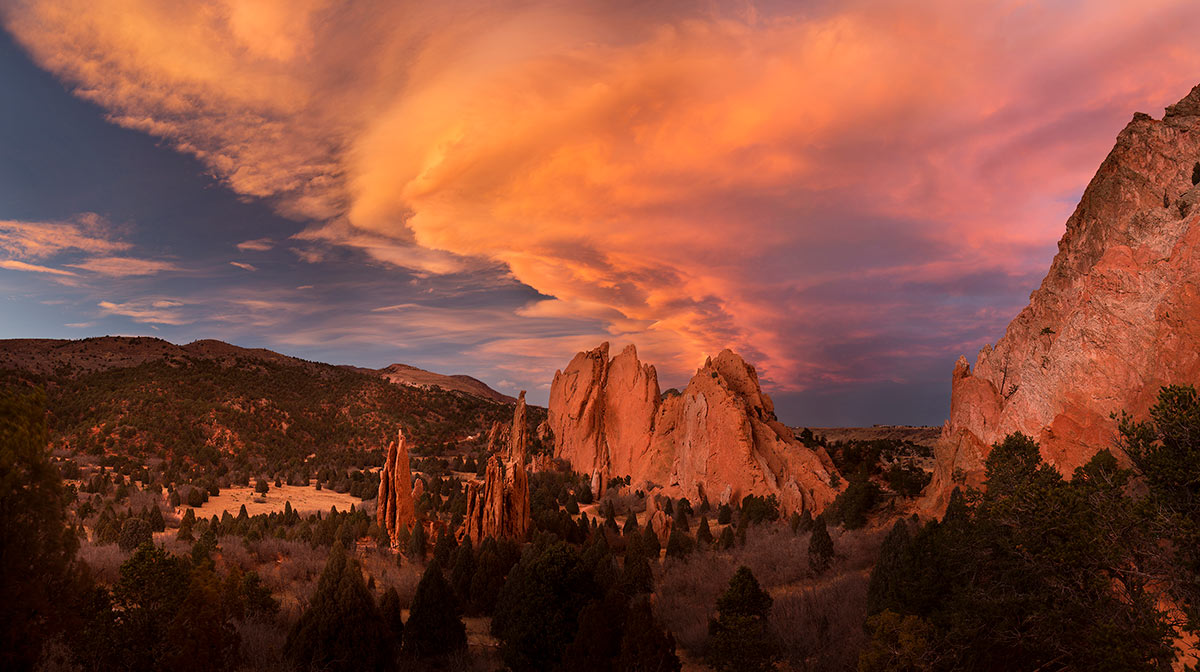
top-left (0, 336), bottom-right (542, 474)
top-left (372, 362), bottom-right (516, 403)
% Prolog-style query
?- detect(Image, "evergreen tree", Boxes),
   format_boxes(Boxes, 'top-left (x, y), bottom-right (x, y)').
top-left (118, 517), bottom-right (153, 551)
top-left (450, 536), bottom-right (476, 607)
top-left (403, 558), bottom-right (466, 657)
top-left (621, 533), bottom-right (654, 594)
top-left (808, 515), bottom-right (834, 574)
top-left (406, 522), bottom-right (427, 559)
top-left (493, 540), bottom-right (598, 671)
top-left (148, 505), bottom-right (166, 532)
top-left (717, 525), bottom-right (735, 550)
top-left (0, 389), bottom-right (79, 671)
top-left (696, 516), bottom-right (714, 546)
top-left (623, 510), bottom-right (639, 536)
top-left (470, 538), bottom-right (508, 615)
top-left (665, 527), bottom-right (694, 559)
top-left (379, 586), bottom-right (404, 643)
top-left (433, 528), bottom-right (457, 567)
top-left (286, 543), bottom-right (394, 671)
top-left (706, 566), bottom-right (778, 672)
top-left (560, 591), bottom-right (629, 672)
top-left (716, 503), bottom-right (732, 525)
top-left (641, 526), bottom-right (661, 559)
top-left (617, 597), bottom-right (682, 672)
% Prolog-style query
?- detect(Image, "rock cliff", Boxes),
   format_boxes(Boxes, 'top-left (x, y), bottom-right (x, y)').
top-left (376, 428), bottom-right (416, 546)
top-left (930, 84), bottom-right (1200, 509)
top-left (549, 343), bottom-right (840, 514)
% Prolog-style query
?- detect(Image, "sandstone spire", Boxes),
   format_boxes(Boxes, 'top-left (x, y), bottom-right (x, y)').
top-left (508, 390), bottom-right (529, 465)
top-left (928, 82), bottom-right (1200, 510)
top-left (459, 454), bottom-right (530, 545)
top-left (376, 428), bottom-right (416, 546)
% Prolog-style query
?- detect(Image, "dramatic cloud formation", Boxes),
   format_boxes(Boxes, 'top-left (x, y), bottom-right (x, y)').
top-left (5, 0), bottom-right (1200, 408)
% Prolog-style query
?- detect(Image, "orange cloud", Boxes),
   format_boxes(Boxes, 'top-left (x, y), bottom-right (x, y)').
top-left (7, 0), bottom-right (1200, 389)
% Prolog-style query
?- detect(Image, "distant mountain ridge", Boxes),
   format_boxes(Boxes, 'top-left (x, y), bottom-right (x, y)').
top-left (0, 335), bottom-right (532, 468)
top-left (0, 336), bottom-right (514, 403)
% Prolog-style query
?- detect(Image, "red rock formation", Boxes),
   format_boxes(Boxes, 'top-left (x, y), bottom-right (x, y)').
top-left (508, 390), bottom-right (529, 465)
top-left (929, 84), bottom-right (1200, 509)
top-left (460, 455), bottom-right (531, 545)
top-left (376, 428), bottom-right (416, 546)
top-left (485, 420), bottom-right (510, 455)
top-left (549, 343), bottom-right (840, 514)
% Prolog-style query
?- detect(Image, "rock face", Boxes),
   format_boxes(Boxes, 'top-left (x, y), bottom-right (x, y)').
top-left (485, 421), bottom-right (510, 455)
top-left (549, 343), bottom-right (840, 514)
top-left (460, 455), bottom-right (531, 545)
top-left (376, 429), bottom-right (416, 546)
top-left (508, 390), bottom-right (529, 464)
top-left (930, 84), bottom-right (1200, 509)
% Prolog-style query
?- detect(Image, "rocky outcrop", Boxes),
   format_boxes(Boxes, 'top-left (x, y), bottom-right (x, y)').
top-left (549, 343), bottom-right (840, 514)
top-left (485, 421), bottom-right (510, 455)
top-left (929, 84), bottom-right (1200, 510)
top-left (376, 429), bottom-right (416, 546)
top-left (509, 390), bottom-right (529, 464)
top-left (460, 455), bottom-right (531, 545)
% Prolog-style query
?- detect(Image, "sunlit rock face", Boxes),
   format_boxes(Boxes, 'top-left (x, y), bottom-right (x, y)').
top-left (929, 84), bottom-right (1200, 509)
top-left (460, 455), bottom-right (530, 545)
top-left (549, 343), bottom-right (840, 514)
top-left (377, 429), bottom-right (416, 546)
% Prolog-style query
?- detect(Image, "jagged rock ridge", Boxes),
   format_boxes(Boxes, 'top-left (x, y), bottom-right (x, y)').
top-left (930, 83), bottom-right (1200, 508)
top-left (549, 343), bottom-right (840, 514)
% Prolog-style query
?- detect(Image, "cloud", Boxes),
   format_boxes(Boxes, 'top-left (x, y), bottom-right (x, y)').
top-left (230, 261), bottom-right (258, 271)
top-left (0, 259), bottom-right (78, 276)
top-left (7, 0), bottom-right (1200, 393)
top-left (236, 238), bottom-right (275, 252)
top-left (68, 256), bottom-right (181, 276)
top-left (0, 213), bottom-right (129, 259)
top-left (98, 299), bottom-right (191, 325)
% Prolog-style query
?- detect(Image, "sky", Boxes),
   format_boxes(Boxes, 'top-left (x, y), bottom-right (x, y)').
top-left (1, 0), bottom-right (1199, 426)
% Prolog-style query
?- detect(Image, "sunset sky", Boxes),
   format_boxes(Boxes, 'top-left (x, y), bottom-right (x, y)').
top-left (2, 0), bottom-right (1200, 425)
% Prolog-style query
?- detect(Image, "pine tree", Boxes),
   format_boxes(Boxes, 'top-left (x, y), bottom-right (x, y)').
top-left (621, 533), bottom-right (654, 594)
top-left (665, 527), bottom-right (694, 559)
top-left (641, 526), bottom-right (661, 559)
top-left (450, 536), bottom-right (476, 607)
top-left (433, 528), bottom-right (457, 567)
top-left (0, 389), bottom-right (79, 670)
top-left (286, 543), bottom-right (394, 671)
top-left (406, 522), bottom-right (427, 559)
top-left (706, 567), bottom-right (778, 672)
top-left (379, 587), bottom-right (405, 644)
top-left (717, 525), bottom-right (735, 550)
top-left (696, 516), bottom-right (714, 546)
top-left (808, 515), bottom-right (834, 574)
top-left (403, 558), bottom-right (466, 658)
top-left (118, 517), bottom-right (153, 551)
top-left (493, 541), bottom-right (598, 671)
top-left (617, 597), bottom-right (682, 672)
top-left (623, 510), bottom-right (639, 536)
